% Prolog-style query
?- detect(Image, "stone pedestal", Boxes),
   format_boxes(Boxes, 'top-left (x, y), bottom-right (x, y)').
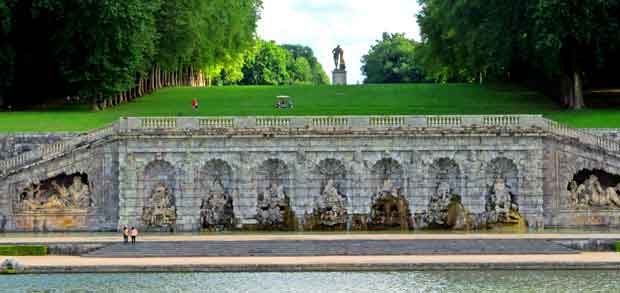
top-left (332, 70), bottom-right (347, 85)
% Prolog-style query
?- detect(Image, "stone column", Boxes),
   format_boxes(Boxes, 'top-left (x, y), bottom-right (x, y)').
top-left (176, 152), bottom-right (198, 232)
top-left (520, 149), bottom-right (545, 228)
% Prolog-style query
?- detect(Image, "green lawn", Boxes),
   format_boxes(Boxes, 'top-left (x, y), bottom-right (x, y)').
top-left (0, 83), bottom-right (618, 132)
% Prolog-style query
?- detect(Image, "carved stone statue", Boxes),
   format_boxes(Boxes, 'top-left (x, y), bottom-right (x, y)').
top-left (18, 174), bottom-right (93, 211)
top-left (68, 176), bottom-right (91, 208)
top-left (605, 183), bottom-right (620, 207)
top-left (426, 181), bottom-right (453, 226)
top-left (369, 179), bottom-right (411, 229)
top-left (585, 175), bottom-right (605, 206)
top-left (256, 183), bottom-right (289, 225)
top-left (200, 180), bottom-right (234, 229)
top-left (142, 183), bottom-right (177, 227)
top-left (485, 178), bottom-right (521, 224)
top-left (315, 179), bottom-right (347, 226)
top-left (568, 175), bottom-right (620, 208)
top-left (332, 45), bottom-right (345, 70)
top-left (489, 178), bottom-right (512, 215)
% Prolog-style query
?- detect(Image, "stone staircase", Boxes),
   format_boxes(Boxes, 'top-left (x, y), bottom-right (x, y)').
top-left (0, 123), bottom-right (117, 178)
top-left (83, 239), bottom-right (577, 258)
top-left (541, 118), bottom-right (620, 153)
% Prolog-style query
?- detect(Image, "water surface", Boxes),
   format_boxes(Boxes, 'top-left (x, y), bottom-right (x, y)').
top-left (4, 271), bottom-right (620, 292)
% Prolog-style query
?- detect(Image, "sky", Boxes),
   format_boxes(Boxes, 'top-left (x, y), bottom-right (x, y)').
top-left (258, 0), bottom-right (421, 84)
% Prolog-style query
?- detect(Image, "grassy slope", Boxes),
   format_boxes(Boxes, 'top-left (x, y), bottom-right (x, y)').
top-left (0, 83), bottom-right (616, 132)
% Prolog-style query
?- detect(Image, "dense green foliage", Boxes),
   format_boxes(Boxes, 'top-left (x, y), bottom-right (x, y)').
top-left (240, 40), bottom-right (328, 85)
top-left (362, 33), bottom-right (426, 83)
top-left (4, 84), bottom-right (620, 132)
top-left (416, 0), bottom-right (620, 109)
top-left (281, 44), bottom-right (330, 85)
top-left (0, 0), bottom-right (262, 109)
top-left (0, 245), bottom-right (48, 256)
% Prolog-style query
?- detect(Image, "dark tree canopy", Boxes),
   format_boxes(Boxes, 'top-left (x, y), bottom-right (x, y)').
top-left (0, 0), bottom-right (263, 109)
top-left (416, 0), bottom-right (620, 109)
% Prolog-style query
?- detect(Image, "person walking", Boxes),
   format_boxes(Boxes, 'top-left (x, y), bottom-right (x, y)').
top-left (130, 227), bottom-right (138, 245)
top-left (122, 226), bottom-right (129, 244)
top-left (191, 98), bottom-right (199, 111)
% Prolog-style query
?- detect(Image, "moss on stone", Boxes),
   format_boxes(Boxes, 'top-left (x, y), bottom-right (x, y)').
top-left (0, 245), bottom-right (47, 256)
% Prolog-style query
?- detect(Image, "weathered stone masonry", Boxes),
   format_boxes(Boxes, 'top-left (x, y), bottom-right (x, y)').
top-left (1, 116), bottom-right (620, 231)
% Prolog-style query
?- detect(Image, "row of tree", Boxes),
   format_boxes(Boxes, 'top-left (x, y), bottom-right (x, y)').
top-left (416, 0), bottom-right (620, 109)
top-left (361, 2), bottom-right (620, 109)
top-left (0, 0), bottom-right (262, 110)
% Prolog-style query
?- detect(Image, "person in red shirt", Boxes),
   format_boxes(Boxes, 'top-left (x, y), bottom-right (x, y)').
top-left (192, 98), bottom-right (199, 111)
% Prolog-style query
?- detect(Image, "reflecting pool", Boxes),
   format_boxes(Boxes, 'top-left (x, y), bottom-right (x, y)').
top-left (4, 271), bottom-right (620, 292)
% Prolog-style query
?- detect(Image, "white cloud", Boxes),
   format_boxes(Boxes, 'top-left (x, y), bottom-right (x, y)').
top-left (258, 0), bottom-right (421, 84)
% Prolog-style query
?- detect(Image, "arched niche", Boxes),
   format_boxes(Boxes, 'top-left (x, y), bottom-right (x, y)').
top-left (197, 159), bottom-right (235, 230)
top-left (141, 160), bottom-right (177, 229)
top-left (305, 158), bottom-right (348, 230)
top-left (17, 172), bottom-right (93, 212)
top-left (368, 158), bottom-right (411, 230)
top-left (370, 158), bottom-right (404, 189)
top-left (567, 169), bottom-right (620, 209)
top-left (314, 158), bottom-right (347, 195)
top-left (255, 158), bottom-right (294, 229)
top-left (429, 158), bottom-right (461, 194)
top-left (485, 157), bottom-right (519, 193)
top-left (143, 160), bottom-right (177, 199)
top-left (419, 158), bottom-right (463, 228)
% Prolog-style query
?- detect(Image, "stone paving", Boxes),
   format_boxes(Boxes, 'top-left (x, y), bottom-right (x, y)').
top-left (3, 232), bottom-right (620, 244)
top-left (83, 239), bottom-right (577, 258)
top-left (8, 253), bottom-right (620, 273)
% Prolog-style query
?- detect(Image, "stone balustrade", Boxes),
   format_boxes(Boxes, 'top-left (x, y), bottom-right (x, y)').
top-left (542, 119), bottom-right (620, 153)
top-left (3, 114), bottom-right (620, 177)
top-left (0, 124), bottom-right (117, 176)
top-left (121, 115), bottom-right (544, 131)
top-left (199, 118), bottom-right (235, 128)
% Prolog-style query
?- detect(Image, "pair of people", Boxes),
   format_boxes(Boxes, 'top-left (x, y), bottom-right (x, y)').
top-left (122, 226), bottom-right (139, 245)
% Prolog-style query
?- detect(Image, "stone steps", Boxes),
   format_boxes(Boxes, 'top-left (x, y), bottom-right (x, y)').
top-left (83, 239), bottom-right (578, 258)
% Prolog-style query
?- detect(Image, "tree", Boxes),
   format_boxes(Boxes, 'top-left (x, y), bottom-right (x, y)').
top-left (361, 33), bottom-right (425, 83)
top-left (0, 0), bottom-right (14, 107)
top-left (290, 57), bottom-right (313, 84)
top-left (241, 40), bottom-right (291, 85)
top-left (312, 63), bottom-right (330, 85)
top-left (281, 44), bottom-right (329, 85)
top-left (416, 0), bottom-right (620, 109)
top-left (526, 0), bottom-right (620, 109)
top-left (0, 0), bottom-right (262, 109)
top-left (240, 40), bottom-right (326, 85)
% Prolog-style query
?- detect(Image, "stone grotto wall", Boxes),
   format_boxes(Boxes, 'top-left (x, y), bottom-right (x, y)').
top-left (0, 141), bottom-right (119, 231)
top-left (115, 133), bottom-right (545, 232)
top-left (3, 119), bottom-right (620, 232)
top-left (543, 136), bottom-right (620, 227)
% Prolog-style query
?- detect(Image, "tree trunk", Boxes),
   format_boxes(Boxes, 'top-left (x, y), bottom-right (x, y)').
top-left (139, 78), bottom-right (143, 96)
top-left (560, 72), bottom-right (585, 109)
top-left (563, 44), bottom-right (585, 110)
top-left (91, 97), bottom-right (100, 112)
top-left (572, 71), bottom-right (584, 109)
top-left (156, 65), bottom-right (161, 89)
